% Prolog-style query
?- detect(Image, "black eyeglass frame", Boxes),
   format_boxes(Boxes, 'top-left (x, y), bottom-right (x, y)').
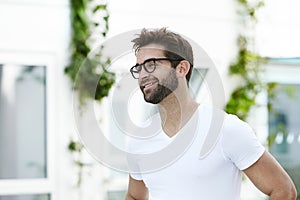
top-left (129, 57), bottom-right (183, 79)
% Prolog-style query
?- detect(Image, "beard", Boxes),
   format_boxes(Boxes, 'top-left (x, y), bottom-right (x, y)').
top-left (141, 69), bottom-right (178, 104)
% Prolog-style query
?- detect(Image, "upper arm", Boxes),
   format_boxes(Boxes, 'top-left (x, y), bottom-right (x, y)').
top-left (243, 150), bottom-right (297, 199)
top-left (126, 175), bottom-right (148, 200)
top-left (222, 114), bottom-right (265, 170)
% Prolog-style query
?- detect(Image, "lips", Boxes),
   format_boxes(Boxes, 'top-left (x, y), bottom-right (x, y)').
top-left (140, 77), bottom-right (159, 90)
top-left (143, 82), bottom-right (156, 89)
top-left (141, 81), bottom-right (158, 93)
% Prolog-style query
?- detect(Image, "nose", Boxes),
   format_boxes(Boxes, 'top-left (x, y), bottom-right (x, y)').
top-left (138, 69), bottom-right (153, 85)
top-left (138, 65), bottom-right (150, 79)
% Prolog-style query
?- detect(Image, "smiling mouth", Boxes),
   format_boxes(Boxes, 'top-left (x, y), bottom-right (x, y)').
top-left (144, 82), bottom-right (154, 88)
top-left (141, 81), bottom-right (158, 90)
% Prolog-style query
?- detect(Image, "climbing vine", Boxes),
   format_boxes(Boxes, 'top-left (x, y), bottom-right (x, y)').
top-left (225, 0), bottom-right (298, 148)
top-left (65, 0), bottom-right (115, 192)
top-left (225, 0), bottom-right (275, 121)
top-left (65, 0), bottom-right (115, 105)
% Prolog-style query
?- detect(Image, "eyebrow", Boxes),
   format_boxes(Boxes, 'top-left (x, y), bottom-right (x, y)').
top-left (134, 58), bottom-right (156, 66)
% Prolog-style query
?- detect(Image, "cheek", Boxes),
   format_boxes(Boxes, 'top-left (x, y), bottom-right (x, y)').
top-left (138, 78), bottom-right (142, 85)
top-left (155, 67), bottom-right (173, 78)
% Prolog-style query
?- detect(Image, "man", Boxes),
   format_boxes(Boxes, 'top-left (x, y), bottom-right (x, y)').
top-left (125, 28), bottom-right (297, 200)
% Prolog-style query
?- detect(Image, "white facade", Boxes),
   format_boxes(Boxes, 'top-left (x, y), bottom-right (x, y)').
top-left (0, 0), bottom-right (299, 199)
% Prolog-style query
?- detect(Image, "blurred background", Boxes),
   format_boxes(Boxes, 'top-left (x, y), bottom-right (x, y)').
top-left (0, 0), bottom-right (299, 199)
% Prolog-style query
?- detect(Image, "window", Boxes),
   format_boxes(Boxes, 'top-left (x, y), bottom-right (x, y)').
top-left (94, 51), bottom-right (209, 199)
top-left (102, 52), bottom-right (208, 199)
top-left (0, 65), bottom-right (47, 179)
top-left (0, 52), bottom-right (56, 199)
top-left (0, 194), bottom-right (50, 200)
top-left (265, 58), bottom-right (300, 198)
top-left (268, 83), bottom-right (300, 196)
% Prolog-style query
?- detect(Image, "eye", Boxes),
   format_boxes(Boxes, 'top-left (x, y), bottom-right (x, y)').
top-left (144, 60), bottom-right (156, 71)
top-left (133, 65), bottom-right (142, 72)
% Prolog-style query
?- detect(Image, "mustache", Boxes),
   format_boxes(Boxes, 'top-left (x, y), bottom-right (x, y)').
top-left (140, 76), bottom-right (159, 86)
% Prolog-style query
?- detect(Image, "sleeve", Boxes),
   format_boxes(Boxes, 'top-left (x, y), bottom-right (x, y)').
top-left (126, 138), bottom-right (143, 180)
top-left (127, 153), bottom-right (143, 180)
top-left (221, 114), bottom-right (265, 170)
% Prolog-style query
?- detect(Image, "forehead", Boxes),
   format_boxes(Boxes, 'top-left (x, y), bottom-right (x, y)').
top-left (136, 44), bottom-right (165, 63)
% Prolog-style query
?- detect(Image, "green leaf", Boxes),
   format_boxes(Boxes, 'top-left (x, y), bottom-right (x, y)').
top-left (68, 140), bottom-right (83, 152)
top-left (92, 4), bottom-right (107, 13)
top-left (65, 0), bottom-right (114, 105)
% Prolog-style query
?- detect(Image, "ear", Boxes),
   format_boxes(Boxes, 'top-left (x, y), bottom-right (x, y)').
top-left (176, 60), bottom-right (190, 78)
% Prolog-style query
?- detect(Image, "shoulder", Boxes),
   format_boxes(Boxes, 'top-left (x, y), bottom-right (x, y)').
top-left (220, 113), bottom-right (265, 170)
top-left (221, 113), bottom-right (257, 144)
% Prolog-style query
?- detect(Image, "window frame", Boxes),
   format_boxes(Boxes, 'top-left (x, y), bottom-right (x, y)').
top-left (0, 50), bottom-right (57, 198)
top-left (248, 60), bottom-right (300, 143)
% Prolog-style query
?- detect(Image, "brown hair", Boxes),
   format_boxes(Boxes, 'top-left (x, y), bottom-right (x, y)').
top-left (132, 28), bottom-right (194, 84)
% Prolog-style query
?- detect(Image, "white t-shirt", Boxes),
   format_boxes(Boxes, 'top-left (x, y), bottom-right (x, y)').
top-left (127, 104), bottom-right (265, 200)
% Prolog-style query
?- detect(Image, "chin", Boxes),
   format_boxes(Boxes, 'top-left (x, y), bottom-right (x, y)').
top-left (144, 97), bottom-right (160, 104)
top-left (143, 94), bottom-right (161, 104)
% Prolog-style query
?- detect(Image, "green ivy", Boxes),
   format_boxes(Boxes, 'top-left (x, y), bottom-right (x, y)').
top-left (225, 0), bottom-right (272, 121)
top-left (65, 0), bottom-right (115, 190)
top-left (225, 0), bottom-right (297, 149)
top-left (65, 0), bottom-right (115, 105)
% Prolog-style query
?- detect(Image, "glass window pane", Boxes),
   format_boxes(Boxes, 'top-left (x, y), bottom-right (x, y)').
top-left (268, 83), bottom-right (300, 196)
top-left (0, 64), bottom-right (47, 179)
top-left (0, 194), bottom-right (50, 200)
top-left (107, 190), bottom-right (126, 200)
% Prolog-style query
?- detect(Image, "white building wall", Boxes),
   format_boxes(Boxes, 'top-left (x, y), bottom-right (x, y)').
top-left (108, 0), bottom-right (239, 103)
top-left (3, 0), bottom-right (295, 199)
top-left (0, 0), bottom-right (77, 199)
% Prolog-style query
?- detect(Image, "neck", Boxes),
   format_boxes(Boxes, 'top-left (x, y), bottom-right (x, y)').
top-left (158, 88), bottom-right (199, 137)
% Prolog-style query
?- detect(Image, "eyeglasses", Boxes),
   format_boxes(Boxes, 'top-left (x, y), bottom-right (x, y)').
top-left (130, 57), bottom-right (183, 79)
